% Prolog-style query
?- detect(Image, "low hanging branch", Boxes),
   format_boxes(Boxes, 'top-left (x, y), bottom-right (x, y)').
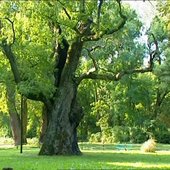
top-left (77, 33), bottom-right (159, 85)
top-left (77, 66), bottom-right (153, 84)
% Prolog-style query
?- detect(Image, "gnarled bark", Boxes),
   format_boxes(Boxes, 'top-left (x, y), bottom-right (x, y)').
top-left (39, 105), bottom-right (47, 143)
top-left (39, 38), bottom-right (84, 155)
top-left (39, 82), bottom-right (83, 155)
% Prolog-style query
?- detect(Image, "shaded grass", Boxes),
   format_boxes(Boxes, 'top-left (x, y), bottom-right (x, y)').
top-left (0, 144), bottom-right (170, 170)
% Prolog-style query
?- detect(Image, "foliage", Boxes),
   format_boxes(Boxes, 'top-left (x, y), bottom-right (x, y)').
top-left (129, 126), bottom-right (148, 144)
top-left (0, 112), bottom-right (11, 137)
top-left (108, 126), bottom-right (129, 143)
top-left (89, 132), bottom-right (101, 143)
top-left (26, 100), bottom-right (42, 138)
top-left (0, 86), bottom-right (8, 113)
top-left (0, 85), bottom-right (11, 137)
top-left (27, 137), bottom-right (39, 147)
top-left (0, 137), bottom-right (13, 145)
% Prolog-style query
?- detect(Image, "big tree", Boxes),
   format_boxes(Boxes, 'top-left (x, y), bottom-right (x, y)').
top-left (0, 0), bottom-right (157, 155)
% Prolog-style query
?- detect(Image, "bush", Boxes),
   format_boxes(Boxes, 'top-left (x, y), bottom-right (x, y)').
top-left (0, 137), bottom-right (14, 145)
top-left (27, 138), bottom-right (39, 147)
top-left (89, 126), bottom-right (130, 144)
top-left (89, 132), bottom-right (101, 143)
top-left (155, 131), bottom-right (170, 144)
top-left (140, 138), bottom-right (156, 152)
top-left (100, 127), bottom-right (117, 143)
top-left (110, 126), bottom-right (129, 143)
top-left (0, 114), bottom-right (12, 137)
top-left (143, 120), bottom-right (170, 144)
top-left (129, 127), bottom-right (148, 143)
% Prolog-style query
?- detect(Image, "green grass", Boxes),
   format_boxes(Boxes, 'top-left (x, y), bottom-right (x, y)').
top-left (0, 144), bottom-right (170, 170)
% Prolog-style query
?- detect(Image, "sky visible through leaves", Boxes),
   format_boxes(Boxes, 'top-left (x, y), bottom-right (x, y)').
top-left (124, 0), bottom-right (157, 65)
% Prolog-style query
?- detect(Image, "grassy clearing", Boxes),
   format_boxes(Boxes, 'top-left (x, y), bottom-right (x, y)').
top-left (0, 144), bottom-right (170, 170)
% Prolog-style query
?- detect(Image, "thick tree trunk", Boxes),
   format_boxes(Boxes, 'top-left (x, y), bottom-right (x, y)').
top-left (39, 37), bottom-right (84, 155)
top-left (6, 83), bottom-right (28, 145)
top-left (39, 104), bottom-right (48, 144)
top-left (39, 82), bottom-right (83, 155)
top-left (6, 83), bottom-right (21, 146)
top-left (9, 110), bottom-right (21, 146)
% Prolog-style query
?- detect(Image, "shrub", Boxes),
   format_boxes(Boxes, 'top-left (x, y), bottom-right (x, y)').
top-left (0, 137), bottom-right (14, 145)
top-left (143, 120), bottom-right (170, 144)
top-left (89, 126), bottom-right (130, 144)
top-left (101, 127), bottom-right (118, 143)
top-left (27, 137), bottom-right (39, 147)
top-left (89, 132), bottom-right (101, 143)
top-left (155, 131), bottom-right (170, 144)
top-left (111, 126), bottom-right (129, 143)
top-left (140, 138), bottom-right (156, 152)
top-left (129, 127), bottom-right (148, 143)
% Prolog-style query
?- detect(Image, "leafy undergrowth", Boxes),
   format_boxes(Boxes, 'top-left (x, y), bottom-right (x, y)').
top-left (0, 144), bottom-right (170, 170)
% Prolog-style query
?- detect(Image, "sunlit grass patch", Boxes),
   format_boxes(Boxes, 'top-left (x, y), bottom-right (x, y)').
top-left (0, 144), bottom-right (170, 170)
top-left (107, 162), bottom-right (170, 170)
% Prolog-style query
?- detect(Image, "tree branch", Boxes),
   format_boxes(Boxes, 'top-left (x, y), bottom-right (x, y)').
top-left (57, 0), bottom-right (71, 20)
top-left (151, 33), bottom-right (161, 64)
top-left (47, 21), bottom-right (58, 58)
top-left (147, 33), bottom-right (160, 68)
top-left (103, 0), bottom-right (127, 35)
top-left (0, 40), bottom-right (51, 104)
top-left (77, 67), bottom-right (152, 85)
top-left (153, 90), bottom-right (170, 118)
top-left (4, 17), bottom-right (16, 45)
top-left (97, 0), bottom-right (104, 28)
top-left (84, 46), bottom-right (102, 72)
top-left (78, 32), bottom-right (158, 85)
top-left (83, 0), bottom-right (127, 41)
top-left (1, 40), bottom-right (21, 84)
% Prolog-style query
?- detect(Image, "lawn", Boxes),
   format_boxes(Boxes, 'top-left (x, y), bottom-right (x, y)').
top-left (0, 143), bottom-right (170, 170)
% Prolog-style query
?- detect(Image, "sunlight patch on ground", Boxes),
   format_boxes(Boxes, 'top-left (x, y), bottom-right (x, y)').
top-left (107, 162), bottom-right (170, 169)
top-left (0, 144), bottom-right (14, 149)
top-left (83, 149), bottom-right (170, 156)
top-left (156, 151), bottom-right (170, 155)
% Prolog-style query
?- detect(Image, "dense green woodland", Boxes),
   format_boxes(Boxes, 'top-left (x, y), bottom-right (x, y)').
top-left (0, 0), bottom-right (170, 155)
